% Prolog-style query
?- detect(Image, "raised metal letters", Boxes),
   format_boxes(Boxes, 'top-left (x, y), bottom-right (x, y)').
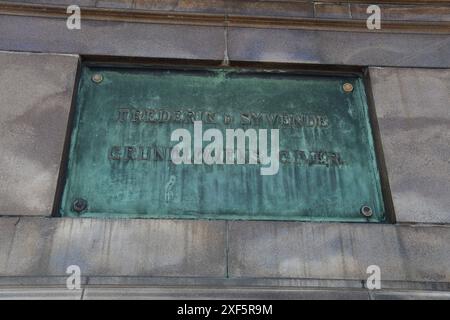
top-left (60, 66), bottom-right (385, 222)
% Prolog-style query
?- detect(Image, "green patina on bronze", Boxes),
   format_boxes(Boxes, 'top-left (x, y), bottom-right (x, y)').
top-left (60, 65), bottom-right (385, 222)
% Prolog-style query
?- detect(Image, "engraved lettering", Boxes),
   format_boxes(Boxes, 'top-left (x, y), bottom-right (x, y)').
top-left (125, 146), bottom-right (137, 160)
top-left (109, 146), bottom-right (122, 160)
top-left (145, 109), bottom-right (157, 123)
top-left (251, 113), bottom-right (263, 126)
top-left (266, 113), bottom-right (278, 126)
top-left (280, 150), bottom-right (291, 164)
top-left (159, 110), bottom-right (170, 123)
top-left (240, 113), bottom-right (251, 125)
top-left (223, 114), bottom-right (233, 125)
top-left (117, 108), bottom-right (129, 122)
top-left (205, 112), bottom-right (216, 124)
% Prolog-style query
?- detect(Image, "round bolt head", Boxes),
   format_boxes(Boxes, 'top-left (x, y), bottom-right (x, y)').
top-left (91, 74), bottom-right (103, 84)
top-left (360, 205), bottom-right (373, 218)
top-left (72, 198), bottom-right (88, 213)
top-left (343, 83), bottom-right (353, 93)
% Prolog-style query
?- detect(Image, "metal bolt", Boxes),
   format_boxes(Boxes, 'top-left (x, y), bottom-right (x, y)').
top-left (91, 74), bottom-right (103, 84)
top-left (360, 205), bottom-right (373, 218)
top-left (343, 83), bottom-right (353, 93)
top-left (72, 198), bottom-right (88, 213)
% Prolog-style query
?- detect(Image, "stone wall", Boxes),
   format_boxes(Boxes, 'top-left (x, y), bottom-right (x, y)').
top-left (0, 0), bottom-right (449, 299)
top-left (5, 0), bottom-right (450, 22)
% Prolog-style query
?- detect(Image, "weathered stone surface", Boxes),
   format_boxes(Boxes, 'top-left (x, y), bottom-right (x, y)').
top-left (370, 290), bottom-right (450, 300)
top-left (351, 4), bottom-right (450, 22)
top-left (228, 221), bottom-right (450, 282)
top-left (96, 0), bottom-right (133, 9)
top-left (0, 15), bottom-right (225, 61)
top-left (228, 28), bottom-right (450, 68)
top-left (84, 276), bottom-right (450, 292)
top-left (1, 285), bottom-right (449, 300)
top-left (2, 275), bottom-right (447, 295)
top-left (0, 51), bottom-right (78, 216)
top-left (135, 0), bottom-right (314, 17)
top-left (0, 288), bottom-right (82, 300)
top-left (1, 12), bottom-right (449, 68)
top-left (0, 217), bottom-right (449, 294)
top-left (314, 3), bottom-right (351, 19)
top-left (86, 276), bottom-right (365, 289)
top-left (370, 67), bottom-right (450, 224)
top-left (1, 284), bottom-right (449, 299)
top-left (0, 276), bottom-right (87, 286)
top-left (7, 0), bottom-right (95, 6)
top-left (2, 0), bottom-right (314, 17)
top-left (5, 0), bottom-right (450, 23)
top-left (0, 217), bottom-right (227, 277)
top-left (82, 286), bottom-right (369, 300)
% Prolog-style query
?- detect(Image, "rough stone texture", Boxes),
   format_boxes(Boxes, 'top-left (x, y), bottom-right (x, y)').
top-left (6, 0), bottom-right (450, 23)
top-left (3, 275), bottom-right (447, 291)
top-left (6, 0), bottom-right (95, 6)
top-left (0, 13), bottom-right (449, 68)
top-left (370, 67), bottom-right (450, 224)
top-left (0, 276), bottom-right (88, 286)
top-left (0, 217), bottom-right (227, 277)
top-left (228, 28), bottom-right (450, 68)
top-left (96, 0), bottom-right (134, 9)
top-left (370, 290), bottom-right (450, 300)
top-left (1, 285), bottom-right (449, 299)
top-left (228, 221), bottom-right (450, 282)
top-left (0, 51), bottom-right (78, 216)
top-left (1, 217), bottom-right (449, 284)
top-left (0, 15), bottom-right (225, 61)
top-left (0, 288), bottom-right (83, 300)
top-left (135, 0), bottom-right (314, 17)
top-left (314, 3), bottom-right (351, 19)
top-left (85, 276), bottom-right (365, 289)
top-left (82, 286), bottom-right (369, 300)
top-left (351, 4), bottom-right (450, 22)
top-left (0, 217), bottom-right (449, 296)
